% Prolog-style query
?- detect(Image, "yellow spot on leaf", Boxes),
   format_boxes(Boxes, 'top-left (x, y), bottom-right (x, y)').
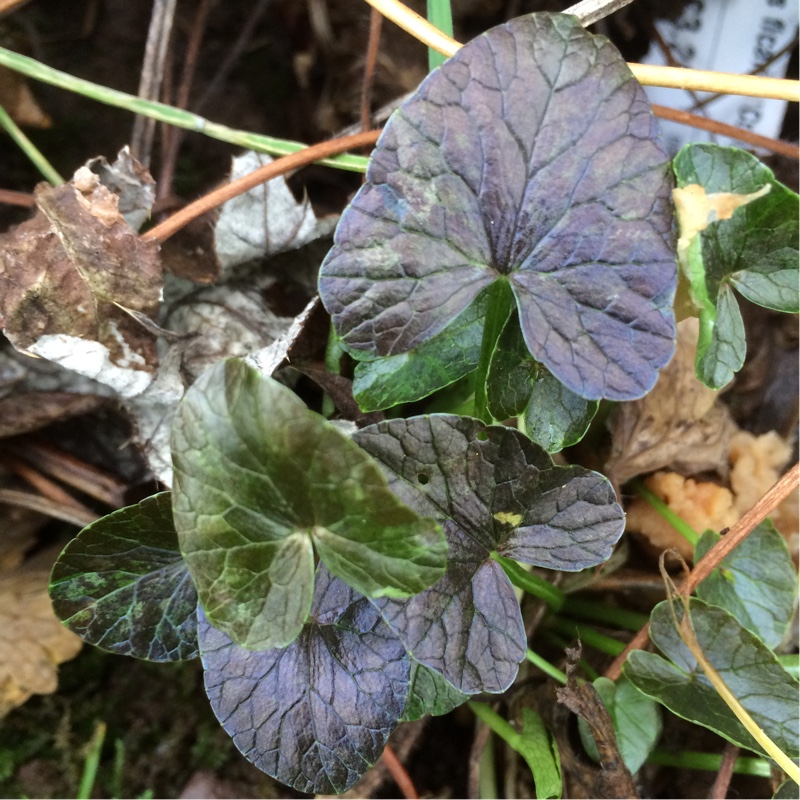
top-left (493, 511), bottom-right (523, 527)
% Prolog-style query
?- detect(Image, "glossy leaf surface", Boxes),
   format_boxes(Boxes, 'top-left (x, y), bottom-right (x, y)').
top-left (695, 522), bottom-right (797, 650)
top-left (352, 290), bottom-right (487, 411)
top-left (402, 661), bottom-right (469, 721)
top-left (624, 598), bottom-right (799, 758)
top-left (49, 493), bottom-right (198, 661)
top-left (523, 367), bottom-right (599, 453)
top-left (673, 144), bottom-right (799, 388)
top-left (172, 359), bottom-right (445, 651)
top-left (487, 311), bottom-right (537, 420)
top-left (355, 415), bottom-right (624, 693)
top-left (199, 566), bottom-right (409, 795)
top-left (320, 12), bottom-right (675, 401)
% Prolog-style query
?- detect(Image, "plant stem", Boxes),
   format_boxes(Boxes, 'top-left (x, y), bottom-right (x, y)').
top-left (143, 129), bottom-right (380, 243)
top-left (647, 748), bottom-right (771, 777)
top-left (0, 46), bottom-right (370, 173)
top-left (77, 720), bottom-right (106, 800)
top-left (473, 279), bottom-right (514, 423)
top-left (561, 598), bottom-right (649, 631)
top-left (426, 0), bottom-right (453, 72)
top-left (494, 553), bottom-right (565, 610)
top-left (526, 648), bottom-right (568, 684)
top-left (548, 618), bottom-right (625, 656)
top-left (631, 478), bottom-right (699, 547)
top-left (0, 103), bottom-right (63, 186)
top-left (363, 0), bottom-right (800, 101)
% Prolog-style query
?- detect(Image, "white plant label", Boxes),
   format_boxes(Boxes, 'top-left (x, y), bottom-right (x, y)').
top-left (641, 0), bottom-right (798, 153)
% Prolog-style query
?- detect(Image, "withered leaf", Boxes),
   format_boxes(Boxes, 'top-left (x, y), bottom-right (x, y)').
top-left (0, 170), bottom-right (162, 398)
top-left (605, 318), bottom-right (736, 489)
top-left (0, 550), bottom-right (82, 718)
top-left (0, 392), bottom-right (102, 439)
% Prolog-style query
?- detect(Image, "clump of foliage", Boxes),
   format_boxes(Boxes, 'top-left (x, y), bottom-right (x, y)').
top-left (48, 11), bottom-right (799, 796)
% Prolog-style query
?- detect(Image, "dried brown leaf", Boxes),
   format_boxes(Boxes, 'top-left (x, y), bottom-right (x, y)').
top-left (0, 65), bottom-right (50, 128)
top-left (606, 319), bottom-right (736, 489)
top-left (0, 169), bottom-right (162, 397)
top-left (0, 550), bottom-right (82, 717)
top-left (0, 392), bottom-right (102, 438)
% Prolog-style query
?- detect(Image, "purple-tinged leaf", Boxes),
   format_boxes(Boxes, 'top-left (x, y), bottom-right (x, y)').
top-left (199, 566), bottom-right (410, 795)
top-left (320, 12), bottom-right (675, 401)
top-left (355, 415), bottom-right (624, 693)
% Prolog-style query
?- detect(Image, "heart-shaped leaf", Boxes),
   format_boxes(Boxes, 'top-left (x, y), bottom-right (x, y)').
top-left (355, 415), bottom-right (624, 693)
top-left (673, 144), bottom-right (799, 389)
top-left (695, 521), bottom-right (797, 650)
top-left (487, 311), bottom-right (537, 420)
top-left (624, 598), bottom-right (800, 758)
top-left (320, 12), bottom-right (675, 401)
top-left (171, 358), bottom-right (446, 651)
top-left (199, 565), bottom-right (410, 795)
top-left (49, 493), bottom-right (198, 661)
top-left (353, 289), bottom-right (488, 412)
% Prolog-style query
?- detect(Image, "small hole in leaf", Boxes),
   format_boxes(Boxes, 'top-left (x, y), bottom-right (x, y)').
top-left (476, 430), bottom-right (489, 441)
top-left (417, 473), bottom-right (429, 485)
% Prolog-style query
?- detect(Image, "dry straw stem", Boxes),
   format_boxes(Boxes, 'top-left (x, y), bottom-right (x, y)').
top-left (605, 462), bottom-right (800, 682)
top-left (364, 0), bottom-right (800, 102)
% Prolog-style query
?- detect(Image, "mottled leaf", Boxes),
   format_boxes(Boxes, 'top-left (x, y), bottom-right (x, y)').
top-left (523, 367), bottom-right (599, 453)
top-left (320, 12), bottom-right (675, 401)
top-left (49, 493), bottom-right (197, 661)
top-left (355, 415), bottom-right (624, 693)
top-left (695, 521), bottom-right (797, 650)
top-left (487, 311), bottom-right (536, 420)
top-left (171, 358), bottom-right (445, 650)
top-left (673, 144), bottom-right (799, 389)
top-left (578, 677), bottom-right (662, 774)
top-left (199, 566), bottom-right (409, 795)
top-left (402, 660), bottom-right (469, 721)
top-left (624, 598), bottom-right (800, 758)
top-left (352, 290), bottom-right (487, 412)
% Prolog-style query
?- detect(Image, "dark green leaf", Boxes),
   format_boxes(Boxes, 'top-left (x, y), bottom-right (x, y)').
top-left (352, 290), bottom-right (487, 411)
top-left (199, 566), bottom-right (409, 795)
top-left (774, 779), bottom-right (797, 799)
top-left (487, 311), bottom-right (537, 420)
top-left (402, 660), bottom-right (469, 721)
top-left (171, 358), bottom-right (446, 650)
top-left (695, 521), bottom-right (797, 650)
top-left (623, 598), bottom-right (799, 758)
top-left (320, 13), bottom-right (676, 402)
top-left (355, 415), bottom-right (624, 693)
top-left (578, 677), bottom-right (662, 774)
top-left (522, 368), bottom-right (599, 452)
top-left (673, 144), bottom-right (799, 388)
top-left (49, 493), bottom-right (198, 661)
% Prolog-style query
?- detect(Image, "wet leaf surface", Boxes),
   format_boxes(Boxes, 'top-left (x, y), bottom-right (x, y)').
top-left (355, 415), bottom-right (624, 692)
top-left (199, 566), bottom-right (409, 795)
top-left (49, 493), bottom-right (198, 661)
top-left (320, 12), bottom-right (675, 401)
top-left (171, 358), bottom-right (445, 650)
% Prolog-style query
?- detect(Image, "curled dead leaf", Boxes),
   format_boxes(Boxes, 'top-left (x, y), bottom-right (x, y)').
top-left (606, 318), bottom-right (737, 489)
top-left (0, 167), bottom-right (162, 398)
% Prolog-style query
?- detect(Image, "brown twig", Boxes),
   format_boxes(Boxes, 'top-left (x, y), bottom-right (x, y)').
top-left (708, 742), bottom-right (739, 799)
top-left (142, 129), bottom-right (381, 243)
top-left (653, 104), bottom-right (799, 160)
top-left (131, 0), bottom-right (178, 166)
top-left (5, 440), bottom-right (129, 507)
top-left (381, 742), bottom-right (419, 800)
top-left (0, 487), bottom-right (97, 527)
top-left (1, 454), bottom-right (97, 520)
top-left (158, 0), bottom-right (216, 202)
top-left (604, 462), bottom-right (799, 681)
top-left (0, 188), bottom-right (35, 207)
top-left (360, 8), bottom-right (383, 136)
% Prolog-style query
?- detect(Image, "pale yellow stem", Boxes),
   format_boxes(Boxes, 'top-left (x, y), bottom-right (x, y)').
top-left (364, 0), bottom-right (800, 102)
